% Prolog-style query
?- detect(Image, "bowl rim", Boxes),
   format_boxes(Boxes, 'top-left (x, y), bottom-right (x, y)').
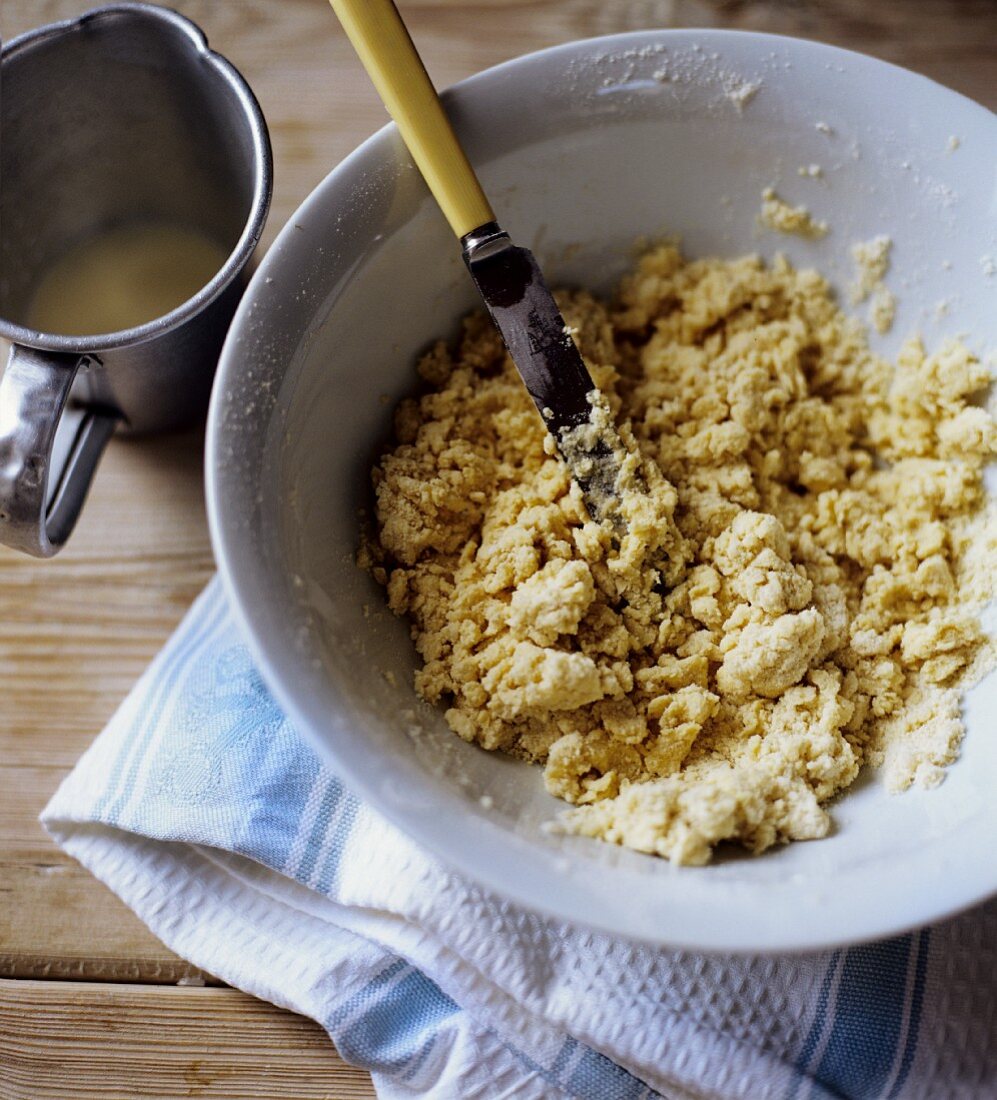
top-left (207, 27), bottom-right (997, 952)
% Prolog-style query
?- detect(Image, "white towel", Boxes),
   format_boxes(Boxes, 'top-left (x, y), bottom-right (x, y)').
top-left (43, 578), bottom-right (997, 1099)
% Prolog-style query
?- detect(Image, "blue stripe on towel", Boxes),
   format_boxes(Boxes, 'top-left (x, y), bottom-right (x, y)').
top-left (887, 929), bottom-right (930, 1098)
top-left (788, 950), bottom-right (842, 1098)
top-left (313, 794), bottom-right (361, 895)
top-left (100, 585), bottom-right (228, 824)
top-left (550, 1037), bottom-right (580, 1079)
top-left (329, 960), bottom-right (460, 1074)
top-left (238, 721), bottom-right (325, 871)
top-left (812, 936), bottom-right (913, 1099)
top-left (564, 1044), bottom-right (654, 1099)
top-left (293, 777), bottom-right (347, 886)
top-left (505, 1036), bottom-right (657, 1100)
top-left (327, 962), bottom-right (660, 1098)
top-left (547, 1037), bottom-right (653, 1100)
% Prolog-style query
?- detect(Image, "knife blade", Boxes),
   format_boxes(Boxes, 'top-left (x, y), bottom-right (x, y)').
top-left (461, 222), bottom-right (625, 523)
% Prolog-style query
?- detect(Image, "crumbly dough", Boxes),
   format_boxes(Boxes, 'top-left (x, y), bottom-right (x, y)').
top-left (851, 236), bottom-right (896, 334)
top-left (759, 188), bottom-right (828, 239)
top-left (363, 245), bottom-right (995, 865)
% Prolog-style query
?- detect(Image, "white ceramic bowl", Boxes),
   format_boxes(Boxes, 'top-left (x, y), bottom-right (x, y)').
top-left (207, 30), bottom-right (997, 952)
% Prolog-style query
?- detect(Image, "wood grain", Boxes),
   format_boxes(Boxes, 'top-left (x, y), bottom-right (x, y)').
top-left (0, 427), bottom-right (213, 983)
top-left (0, 0), bottom-right (994, 1095)
top-left (0, 979), bottom-right (375, 1098)
top-left (2, 2), bottom-right (993, 265)
top-left (0, 859), bottom-right (212, 984)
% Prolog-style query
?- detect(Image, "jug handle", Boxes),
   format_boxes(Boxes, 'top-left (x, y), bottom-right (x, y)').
top-left (0, 345), bottom-right (119, 557)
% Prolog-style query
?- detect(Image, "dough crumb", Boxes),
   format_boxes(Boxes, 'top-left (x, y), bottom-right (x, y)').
top-left (759, 188), bottom-right (828, 238)
top-left (851, 236), bottom-right (891, 300)
top-left (364, 244), bottom-right (995, 865)
top-left (797, 164), bottom-right (823, 179)
top-left (725, 78), bottom-right (761, 111)
top-left (851, 236), bottom-right (896, 333)
top-left (870, 286), bottom-right (896, 334)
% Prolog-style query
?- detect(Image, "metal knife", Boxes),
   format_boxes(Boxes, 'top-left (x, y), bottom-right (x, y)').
top-left (328, 0), bottom-right (626, 521)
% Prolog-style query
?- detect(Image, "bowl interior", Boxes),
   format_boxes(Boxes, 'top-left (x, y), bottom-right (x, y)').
top-left (210, 30), bottom-right (997, 951)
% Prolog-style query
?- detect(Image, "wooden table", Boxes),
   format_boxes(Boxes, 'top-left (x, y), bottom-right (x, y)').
top-left (1, 1), bottom-right (993, 1095)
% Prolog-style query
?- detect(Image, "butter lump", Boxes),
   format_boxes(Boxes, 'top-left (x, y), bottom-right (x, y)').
top-left (716, 609), bottom-right (826, 699)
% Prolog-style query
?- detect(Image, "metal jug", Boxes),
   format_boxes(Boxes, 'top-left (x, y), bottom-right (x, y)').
top-left (0, 3), bottom-right (272, 555)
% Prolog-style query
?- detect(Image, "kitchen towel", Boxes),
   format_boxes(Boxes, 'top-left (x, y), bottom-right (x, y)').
top-left (43, 577), bottom-right (996, 1099)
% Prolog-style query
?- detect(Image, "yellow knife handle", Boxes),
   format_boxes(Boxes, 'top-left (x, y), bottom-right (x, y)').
top-left (329, 0), bottom-right (495, 240)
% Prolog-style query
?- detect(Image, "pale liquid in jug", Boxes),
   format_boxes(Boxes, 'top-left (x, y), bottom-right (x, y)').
top-left (27, 223), bottom-right (230, 336)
